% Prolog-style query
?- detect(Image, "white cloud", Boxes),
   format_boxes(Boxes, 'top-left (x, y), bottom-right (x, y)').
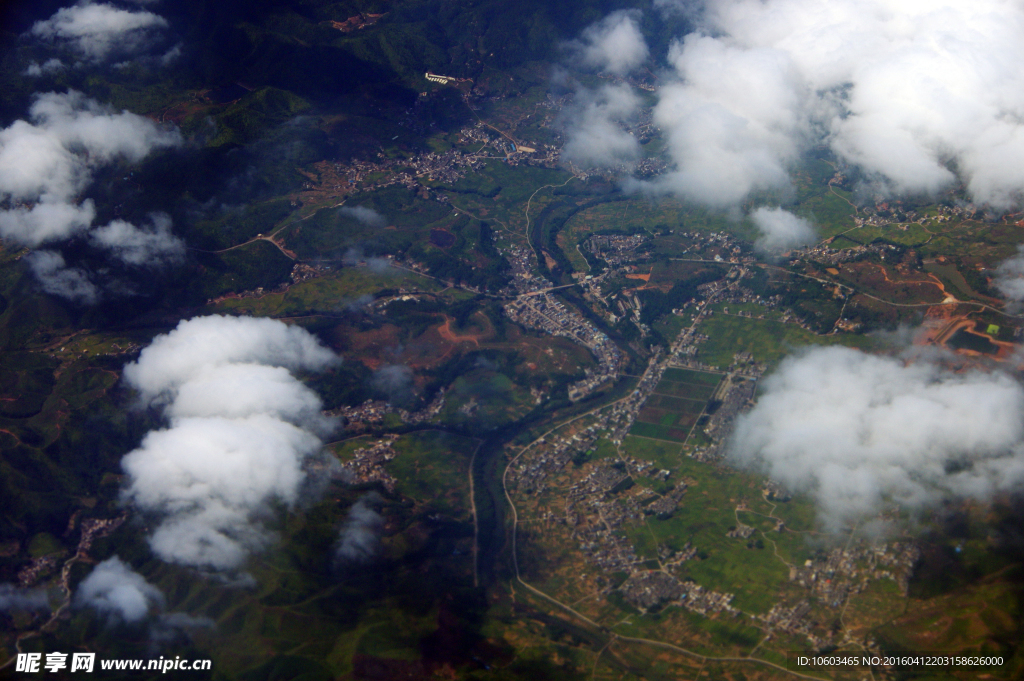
top-left (335, 492), bottom-right (385, 564)
top-left (123, 415), bottom-right (322, 569)
top-left (994, 245), bottom-right (1024, 303)
top-left (30, 90), bottom-right (180, 164)
top-left (29, 2), bottom-right (169, 63)
top-left (560, 84), bottom-right (641, 169)
top-left (0, 91), bottom-right (179, 248)
top-left (123, 315), bottom-right (337, 403)
top-left (0, 201), bottom-right (96, 247)
top-left (338, 205), bottom-right (385, 227)
top-left (650, 34), bottom-right (806, 206)
top-left (0, 584), bottom-right (49, 612)
top-left (158, 43), bottom-right (182, 67)
top-left (76, 556), bottom-right (215, 641)
top-left (341, 247), bottom-right (393, 275)
top-left (120, 315), bottom-right (339, 571)
top-left (646, 0), bottom-right (1024, 209)
top-left (90, 213), bottom-right (185, 266)
top-left (750, 206), bottom-right (816, 252)
top-left (0, 92), bottom-right (181, 301)
top-left (24, 58), bottom-right (65, 77)
top-left (75, 556), bottom-right (164, 623)
top-left (557, 14), bottom-right (648, 173)
top-left (728, 346), bottom-right (1024, 530)
top-left (370, 364), bottom-right (414, 406)
top-left (653, 0), bottom-right (704, 18)
top-left (166, 364), bottom-right (329, 428)
top-left (25, 250), bottom-right (99, 304)
top-left (569, 10), bottom-right (649, 76)
top-left (0, 120), bottom-right (89, 216)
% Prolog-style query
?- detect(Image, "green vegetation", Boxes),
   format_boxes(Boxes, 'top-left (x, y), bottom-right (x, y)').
top-left (6, 1), bottom-right (1024, 676)
top-left (696, 313), bottom-right (872, 369)
top-left (190, 199), bottom-right (295, 251)
top-left (558, 197), bottom-right (737, 264)
top-left (621, 447), bottom-right (817, 615)
top-left (622, 436), bottom-right (684, 470)
top-left (438, 368), bottom-right (535, 430)
top-left (205, 87), bottom-right (312, 147)
top-left (194, 240), bottom-right (296, 299)
top-left (389, 431), bottom-right (478, 517)
top-left (27, 532), bottom-right (64, 558)
top-left (661, 368), bottom-right (721, 386)
top-left (629, 420), bottom-right (689, 442)
top-left (629, 370), bottom-right (720, 442)
top-left (210, 266), bottom-right (440, 317)
top-left (442, 160), bottom-right (570, 227)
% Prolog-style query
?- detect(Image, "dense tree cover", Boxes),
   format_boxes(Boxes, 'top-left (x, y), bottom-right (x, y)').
top-left (1, 0), bottom-right (694, 120)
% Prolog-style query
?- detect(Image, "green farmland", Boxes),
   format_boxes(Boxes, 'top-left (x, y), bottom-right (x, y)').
top-left (630, 368), bottom-right (723, 442)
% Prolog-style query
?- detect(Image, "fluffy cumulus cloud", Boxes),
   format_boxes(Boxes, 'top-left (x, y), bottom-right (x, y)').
top-left (123, 417), bottom-right (324, 568)
top-left (750, 207), bottom-right (816, 252)
top-left (335, 492), bottom-right (385, 565)
top-left (557, 11), bottom-right (649, 171)
top-left (560, 84), bottom-right (642, 169)
top-left (728, 346), bottom-right (1024, 530)
top-left (29, 2), bottom-right (169, 63)
top-left (569, 10), bottom-right (649, 75)
top-left (993, 245), bottom-right (1024, 303)
top-left (75, 556), bottom-right (164, 623)
top-left (651, 33), bottom-right (806, 206)
top-left (0, 91), bottom-right (180, 246)
top-left (90, 213), bottom-right (185, 266)
top-left (76, 557), bottom-right (214, 640)
top-left (0, 91), bottom-right (182, 298)
top-left (648, 0), bottom-right (1024, 209)
top-left (120, 315), bottom-right (340, 571)
top-left (123, 315), bottom-right (337, 402)
top-left (24, 58), bottom-right (65, 77)
top-left (25, 250), bottom-right (99, 304)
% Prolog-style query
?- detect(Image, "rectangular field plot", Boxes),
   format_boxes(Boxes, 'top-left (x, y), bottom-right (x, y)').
top-left (629, 421), bottom-right (691, 442)
top-left (630, 369), bottom-right (723, 442)
top-left (637, 407), bottom-right (700, 430)
top-left (645, 394), bottom-right (706, 413)
top-left (652, 380), bottom-right (717, 401)
top-left (662, 368), bottom-right (722, 386)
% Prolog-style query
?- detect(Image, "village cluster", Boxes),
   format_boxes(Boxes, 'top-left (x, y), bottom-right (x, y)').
top-left (500, 241), bottom-right (932, 649)
top-left (504, 293), bottom-right (624, 401)
top-left (268, 73), bottom-right (947, 657)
